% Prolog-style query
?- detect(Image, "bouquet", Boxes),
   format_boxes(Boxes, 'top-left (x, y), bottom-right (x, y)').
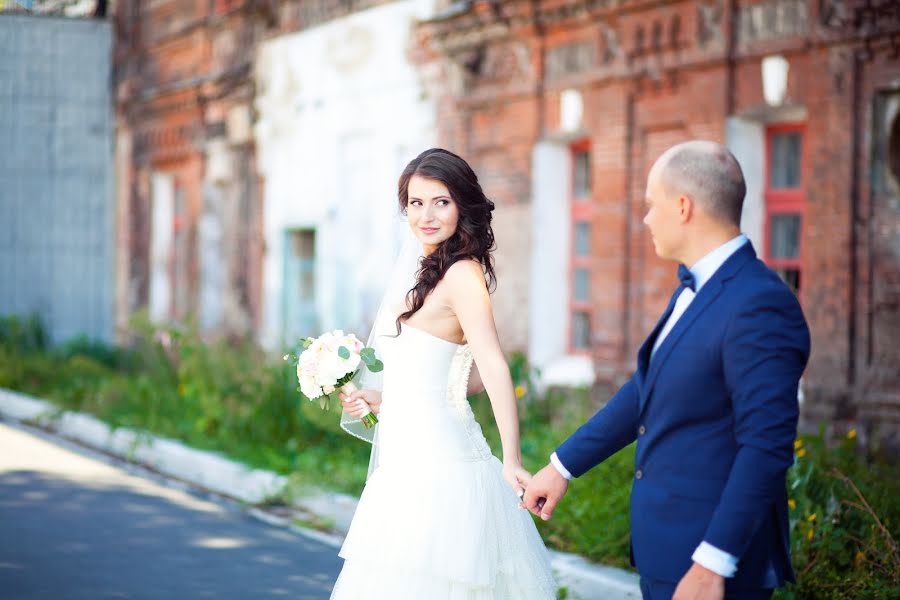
top-left (285, 330), bottom-right (383, 429)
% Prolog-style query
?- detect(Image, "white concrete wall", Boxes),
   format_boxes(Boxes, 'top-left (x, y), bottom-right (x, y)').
top-left (254, 1), bottom-right (436, 349)
top-left (529, 141), bottom-right (593, 388)
top-left (727, 117), bottom-right (766, 251)
top-left (149, 173), bottom-right (174, 323)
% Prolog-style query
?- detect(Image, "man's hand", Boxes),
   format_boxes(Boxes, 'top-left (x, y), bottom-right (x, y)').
top-left (520, 463), bottom-right (569, 521)
top-left (673, 562), bottom-right (725, 600)
top-left (339, 389), bottom-right (382, 417)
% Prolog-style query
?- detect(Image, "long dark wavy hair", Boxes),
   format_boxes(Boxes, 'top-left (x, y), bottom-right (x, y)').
top-left (395, 148), bottom-right (497, 335)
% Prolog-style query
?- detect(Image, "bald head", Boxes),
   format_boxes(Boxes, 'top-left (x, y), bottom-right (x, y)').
top-left (652, 141), bottom-right (746, 226)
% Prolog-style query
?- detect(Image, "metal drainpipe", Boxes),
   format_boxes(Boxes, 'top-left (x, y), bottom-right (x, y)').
top-left (532, 0), bottom-right (545, 138)
top-left (623, 91), bottom-right (635, 365)
top-left (725, 0), bottom-right (738, 116)
top-left (849, 50), bottom-right (862, 392)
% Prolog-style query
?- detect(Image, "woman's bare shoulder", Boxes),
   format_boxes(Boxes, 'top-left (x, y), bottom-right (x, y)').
top-left (444, 259), bottom-right (486, 285)
top-left (442, 259), bottom-right (488, 302)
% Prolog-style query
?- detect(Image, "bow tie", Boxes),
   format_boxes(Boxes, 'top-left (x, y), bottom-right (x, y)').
top-left (678, 264), bottom-right (696, 292)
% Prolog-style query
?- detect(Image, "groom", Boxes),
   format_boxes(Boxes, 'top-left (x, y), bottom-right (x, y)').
top-left (523, 141), bottom-right (810, 600)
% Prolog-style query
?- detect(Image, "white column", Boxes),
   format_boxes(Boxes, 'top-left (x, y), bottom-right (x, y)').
top-left (727, 117), bottom-right (766, 251)
top-left (149, 172), bottom-right (174, 323)
top-left (529, 141), bottom-right (571, 368)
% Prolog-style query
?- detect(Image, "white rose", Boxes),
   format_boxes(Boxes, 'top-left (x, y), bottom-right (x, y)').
top-left (318, 354), bottom-right (344, 386)
top-left (341, 335), bottom-right (362, 353)
top-left (297, 352), bottom-right (318, 379)
top-left (299, 375), bottom-right (322, 399)
top-left (343, 352), bottom-right (361, 371)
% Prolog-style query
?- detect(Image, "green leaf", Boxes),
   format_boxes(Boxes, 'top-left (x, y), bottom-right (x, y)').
top-left (338, 346), bottom-right (351, 360)
top-left (368, 360), bottom-right (384, 373)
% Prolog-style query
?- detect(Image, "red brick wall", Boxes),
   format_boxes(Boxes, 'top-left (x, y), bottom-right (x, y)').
top-left (415, 0), bottom-right (900, 447)
top-left (114, 0), bottom-right (263, 335)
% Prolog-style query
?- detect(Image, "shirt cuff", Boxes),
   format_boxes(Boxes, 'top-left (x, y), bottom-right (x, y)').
top-left (550, 452), bottom-right (573, 480)
top-left (692, 542), bottom-right (738, 578)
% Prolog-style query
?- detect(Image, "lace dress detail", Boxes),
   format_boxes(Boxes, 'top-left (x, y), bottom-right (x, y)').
top-left (330, 327), bottom-right (557, 599)
top-left (446, 345), bottom-right (494, 462)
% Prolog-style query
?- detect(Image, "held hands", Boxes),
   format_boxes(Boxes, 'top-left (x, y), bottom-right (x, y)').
top-left (520, 463), bottom-right (569, 521)
top-left (502, 461), bottom-right (533, 499)
top-left (672, 562), bottom-right (725, 600)
top-left (339, 389), bottom-right (382, 418)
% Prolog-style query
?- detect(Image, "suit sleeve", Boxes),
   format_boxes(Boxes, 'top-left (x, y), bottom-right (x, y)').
top-left (702, 286), bottom-right (810, 558)
top-left (555, 376), bottom-right (641, 478)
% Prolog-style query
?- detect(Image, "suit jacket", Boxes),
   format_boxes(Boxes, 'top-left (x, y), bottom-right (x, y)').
top-left (556, 242), bottom-right (810, 588)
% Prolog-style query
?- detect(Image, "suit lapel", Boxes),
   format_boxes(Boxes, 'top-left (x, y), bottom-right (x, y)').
top-left (637, 242), bottom-right (757, 413)
top-left (638, 280), bottom-right (724, 410)
top-left (636, 288), bottom-right (680, 390)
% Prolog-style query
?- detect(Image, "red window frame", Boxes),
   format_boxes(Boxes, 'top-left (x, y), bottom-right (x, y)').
top-left (763, 123), bottom-right (806, 297)
top-left (569, 140), bottom-right (592, 354)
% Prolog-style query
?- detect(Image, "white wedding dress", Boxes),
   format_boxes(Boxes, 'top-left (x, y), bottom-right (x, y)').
top-left (330, 323), bottom-right (557, 599)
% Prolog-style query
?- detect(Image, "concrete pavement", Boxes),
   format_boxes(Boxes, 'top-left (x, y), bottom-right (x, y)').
top-left (0, 422), bottom-right (343, 599)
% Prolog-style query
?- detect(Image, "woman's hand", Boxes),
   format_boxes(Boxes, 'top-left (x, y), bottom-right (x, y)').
top-left (339, 389), bottom-right (382, 417)
top-left (502, 461), bottom-right (533, 499)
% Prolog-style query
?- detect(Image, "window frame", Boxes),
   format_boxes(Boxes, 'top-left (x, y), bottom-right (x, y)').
top-left (763, 123), bottom-right (806, 296)
top-left (569, 139), bottom-right (593, 354)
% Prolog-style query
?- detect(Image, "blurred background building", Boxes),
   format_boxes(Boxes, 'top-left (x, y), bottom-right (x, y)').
top-left (0, 2), bottom-right (113, 344)
top-left (411, 0), bottom-right (900, 450)
top-left (1, 0), bottom-right (898, 450)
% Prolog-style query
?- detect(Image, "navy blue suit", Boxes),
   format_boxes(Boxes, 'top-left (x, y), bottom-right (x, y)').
top-left (556, 242), bottom-right (810, 593)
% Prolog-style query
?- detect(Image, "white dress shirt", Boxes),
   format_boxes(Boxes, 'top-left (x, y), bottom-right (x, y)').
top-left (551, 234), bottom-right (748, 578)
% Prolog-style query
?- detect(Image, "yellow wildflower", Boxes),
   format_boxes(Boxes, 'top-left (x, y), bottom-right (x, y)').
top-left (793, 439), bottom-right (803, 450)
top-left (514, 386), bottom-right (526, 399)
top-left (807, 513), bottom-right (817, 522)
top-left (854, 551), bottom-right (865, 566)
top-left (796, 448), bottom-right (806, 458)
top-left (788, 499), bottom-right (796, 510)
top-left (847, 429), bottom-right (857, 440)
top-left (807, 528), bottom-right (814, 541)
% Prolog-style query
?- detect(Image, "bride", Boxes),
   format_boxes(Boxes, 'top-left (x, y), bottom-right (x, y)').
top-left (330, 148), bottom-right (556, 599)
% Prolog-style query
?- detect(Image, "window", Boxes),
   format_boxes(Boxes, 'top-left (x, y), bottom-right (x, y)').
top-left (570, 142), bottom-right (592, 352)
top-left (291, 231), bottom-right (316, 302)
top-left (282, 229), bottom-right (318, 343)
top-left (764, 125), bottom-right (805, 296)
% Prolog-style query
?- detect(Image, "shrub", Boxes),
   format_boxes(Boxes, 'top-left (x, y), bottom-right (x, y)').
top-left (776, 428), bottom-right (900, 599)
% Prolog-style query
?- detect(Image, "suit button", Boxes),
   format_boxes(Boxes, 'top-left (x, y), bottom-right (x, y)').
top-left (638, 425), bottom-right (646, 436)
top-left (635, 469), bottom-right (643, 480)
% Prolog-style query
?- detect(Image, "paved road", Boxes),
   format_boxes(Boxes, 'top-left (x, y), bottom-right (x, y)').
top-left (0, 422), bottom-right (343, 599)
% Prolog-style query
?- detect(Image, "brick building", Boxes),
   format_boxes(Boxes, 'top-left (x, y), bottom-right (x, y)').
top-left (112, 0), bottom-right (399, 338)
top-left (414, 0), bottom-right (900, 450)
top-left (113, 0), bottom-right (268, 337)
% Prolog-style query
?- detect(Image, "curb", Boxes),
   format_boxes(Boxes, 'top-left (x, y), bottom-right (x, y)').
top-left (0, 387), bottom-right (641, 599)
